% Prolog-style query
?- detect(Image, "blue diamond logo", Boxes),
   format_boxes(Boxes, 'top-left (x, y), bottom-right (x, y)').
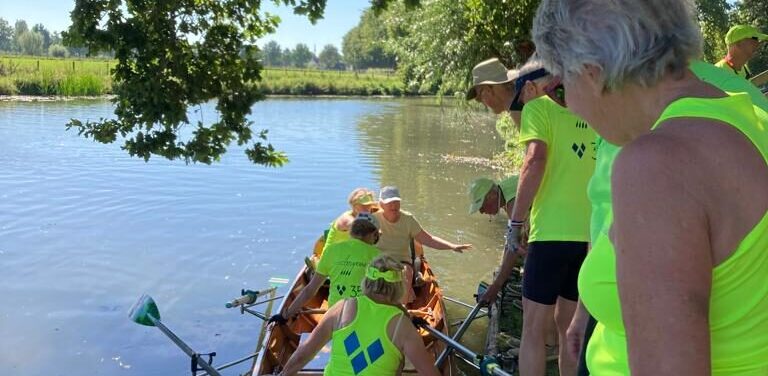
top-left (367, 339), bottom-right (384, 363)
top-left (344, 332), bottom-right (361, 355)
top-left (350, 351), bottom-right (368, 374)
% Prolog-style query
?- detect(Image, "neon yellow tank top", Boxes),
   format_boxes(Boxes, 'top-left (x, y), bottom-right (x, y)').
top-left (323, 211), bottom-right (352, 253)
top-left (579, 93), bottom-right (768, 375)
top-left (326, 296), bottom-right (403, 375)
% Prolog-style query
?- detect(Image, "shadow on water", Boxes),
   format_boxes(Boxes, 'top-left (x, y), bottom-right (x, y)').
top-left (0, 97), bottom-right (515, 375)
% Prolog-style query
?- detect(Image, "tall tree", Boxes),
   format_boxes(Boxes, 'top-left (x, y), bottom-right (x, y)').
top-left (291, 43), bottom-right (314, 67)
top-left (17, 31), bottom-right (44, 55)
top-left (0, 18), bottom-right (13, 51)
top-left (342, 9), bottom-right (396, 69)
top-left (262, 40), bottom-right (283, 66)
top-left (318, 44), bottom-right (343, 69)
top-left (13, 19), bottom-right (28, 52)
top-left (32, 23), bottom-right (52, 51)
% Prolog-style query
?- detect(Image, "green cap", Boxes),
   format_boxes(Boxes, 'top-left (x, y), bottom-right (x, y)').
top-left (725, 25), bottom-right (768, 45)
top-left (468, 177), bottom-right (495, 214)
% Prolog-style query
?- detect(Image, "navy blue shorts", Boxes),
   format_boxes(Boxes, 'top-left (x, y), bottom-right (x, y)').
top-left (522, 241), bottom-right (588, 305)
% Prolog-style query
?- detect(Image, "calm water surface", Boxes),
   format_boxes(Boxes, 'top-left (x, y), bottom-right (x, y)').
top-left (0, 98), bottom-right (511, 375)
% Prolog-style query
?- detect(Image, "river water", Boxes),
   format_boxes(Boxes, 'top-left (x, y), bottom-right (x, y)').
top-left (0, 97), bottom-right (512, 375)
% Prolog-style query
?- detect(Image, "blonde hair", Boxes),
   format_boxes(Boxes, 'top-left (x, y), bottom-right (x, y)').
top-left (532, 0), bottom-right (702, 91)
top-left (363, 256), bottom-right (405, 304)
top-left (347, 188), bottom-right (375, 208)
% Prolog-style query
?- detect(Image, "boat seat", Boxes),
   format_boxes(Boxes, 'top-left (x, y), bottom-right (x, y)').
top-left (299, 332), bottom-right (332, 371)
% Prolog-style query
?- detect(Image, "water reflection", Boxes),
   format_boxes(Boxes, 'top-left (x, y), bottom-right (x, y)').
top-left (0, 97), bottom-right (513, 375)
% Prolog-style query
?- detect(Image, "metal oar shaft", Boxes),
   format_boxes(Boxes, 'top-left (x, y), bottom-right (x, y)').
top-left (435, 302), bottom-right (485, 368)
top-left (149, 316), bottom-right (222, 376)
top-left (422, 325), bottom-right (512, 376)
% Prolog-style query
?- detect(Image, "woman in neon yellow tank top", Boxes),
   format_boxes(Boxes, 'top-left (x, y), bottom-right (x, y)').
top-left (274, 256), bottom-right (440, 376)
top-left (533, 0), bottom-right (768, 374)
top-left (323, 188), bottom-right (376, 252)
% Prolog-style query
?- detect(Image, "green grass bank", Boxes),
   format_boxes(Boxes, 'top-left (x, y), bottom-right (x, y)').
top-left (0, 55), bottom-right (407, 97)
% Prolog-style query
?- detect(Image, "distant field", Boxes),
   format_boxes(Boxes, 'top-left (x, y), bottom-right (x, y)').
top-left (0, 55), bottom-right (406, 97)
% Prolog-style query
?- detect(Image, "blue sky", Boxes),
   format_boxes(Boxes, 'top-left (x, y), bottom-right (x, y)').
top-left (0, 0), bottom-right (369, 50)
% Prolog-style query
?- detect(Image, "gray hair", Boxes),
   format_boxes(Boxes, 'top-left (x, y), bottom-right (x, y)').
top-left (532, 0), bottom-right (703, 91)
top-left (516, 54), bottom-right (551, 84)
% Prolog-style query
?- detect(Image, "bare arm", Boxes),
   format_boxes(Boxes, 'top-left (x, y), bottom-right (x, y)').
top-left (279, 302), bottom-right (342, 376)
top-left (612, 136), bottom-right (711, 375)
top-left (414, 230), bottom-right (472, 252)
top-left (510, 140), bottom-right (547, 222)
top-left (284, 273), bottom-right (326, 318)
top-left (479, 248), bottom-right (519, 305)
top-left (397, 317), bottom-right (441, 376)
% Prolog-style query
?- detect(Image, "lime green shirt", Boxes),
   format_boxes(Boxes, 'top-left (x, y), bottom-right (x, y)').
top-left (323, 211), bottom-right (353, 253)
top-left (498, 175), bottom-right (519, 204)
top-left (518, 95), bottom-right (596, 242)
top-left (580, 94), bottom-right (768, 375)
top-left (715, 58), bottom-right (751, 79)
top-left (316, 238), bottom-right (380, 307)
top-left (326, 295), bottom-right (403, 375)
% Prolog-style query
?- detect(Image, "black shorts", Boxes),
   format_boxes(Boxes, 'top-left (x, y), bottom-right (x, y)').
top-left (522, 241), bottom-right (587, 305)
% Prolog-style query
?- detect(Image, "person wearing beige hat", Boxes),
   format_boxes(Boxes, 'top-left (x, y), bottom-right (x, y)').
top-left (715, 25), bottom-right (768, 80)
top-left (466, 58), bottom-right (522, 124)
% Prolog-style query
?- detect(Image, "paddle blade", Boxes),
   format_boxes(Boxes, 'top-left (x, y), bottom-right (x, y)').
top-left (268, 277), bottom-right (289, 288)
top-left (129, 294), bottom-right (161, 326)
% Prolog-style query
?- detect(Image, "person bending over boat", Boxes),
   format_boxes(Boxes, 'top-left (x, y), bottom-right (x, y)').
top-left (373, 186), bottom-right (472, 304)
top-left (533, 0), bottom-right (768, 374)
top-left (271, 214), bottom-right (382, 323)
top-left (467, 176), bottom-right (522, 306)
top-left (272, 255), bottom-right (441, 376)
top-left (322, 188), bottom-right (377, 253)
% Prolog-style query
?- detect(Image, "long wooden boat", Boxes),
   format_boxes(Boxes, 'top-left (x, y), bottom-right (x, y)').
top-left (250, 240), bottom-right (454, 375)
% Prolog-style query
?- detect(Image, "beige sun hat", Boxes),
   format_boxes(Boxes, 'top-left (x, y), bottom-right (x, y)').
top-left (466, 58), bottom-right (518, 100)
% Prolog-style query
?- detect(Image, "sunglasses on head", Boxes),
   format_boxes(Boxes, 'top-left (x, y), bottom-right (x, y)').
top-left (509, 68), bottom-right (550, 111)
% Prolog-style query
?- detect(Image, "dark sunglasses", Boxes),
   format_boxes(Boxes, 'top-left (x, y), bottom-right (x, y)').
top-left (509, 68), bottom-right (550, 111)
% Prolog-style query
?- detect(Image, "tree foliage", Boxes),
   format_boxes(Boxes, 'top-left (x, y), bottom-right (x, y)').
top-left (32, 23), bottom-right (52, 51)
top-left (291, 43), bottom-right (314, 67)
top-left (0, 19), bottom-right (13, 51)
top-left (342, 9), bottom-right (395, 70)
top-left (17, 31), bottom-right (44, 56)
top-left (318, 44), bottom-right (343, 69)
top-left (262, 40), bottom-right (284, 66)
top-left (48, 43), bottom-right (69, 58)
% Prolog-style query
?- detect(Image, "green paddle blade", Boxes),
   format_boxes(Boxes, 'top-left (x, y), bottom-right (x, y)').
top-left (129, 294), bottom-right (161, 326)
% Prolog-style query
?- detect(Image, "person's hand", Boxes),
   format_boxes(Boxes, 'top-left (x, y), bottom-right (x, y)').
top-left (452, 244), bottom-right (473, 253)
top-left (566, 313), bottom-right (589, 360)
top-left (505, 221), bottom-right (524, 254)
top-left (267, 313), bottom-right (287, 326)
top-left (477, 283), bottom-right (501, 306)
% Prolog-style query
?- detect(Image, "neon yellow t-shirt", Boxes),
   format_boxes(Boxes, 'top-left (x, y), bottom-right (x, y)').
top-left (316, 238), bottom-right (380, 307)
top-left (372, 210), bottom-right (422, 263)
top-left (715, 58), bottom-right (751, 79)
top-left (518, 95), bottom-right (596, 242)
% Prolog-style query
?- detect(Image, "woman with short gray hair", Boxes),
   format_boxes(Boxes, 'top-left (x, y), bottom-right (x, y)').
top-left (533, 0), bottom-right (768, 375)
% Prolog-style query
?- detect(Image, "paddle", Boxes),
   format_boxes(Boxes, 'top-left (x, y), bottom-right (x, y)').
top-left (751, 68), bottom-right (768, 87)
top-left (128, 294), bottom-right (221, 376)
top-left (414, 320), bottom-right (512, 376)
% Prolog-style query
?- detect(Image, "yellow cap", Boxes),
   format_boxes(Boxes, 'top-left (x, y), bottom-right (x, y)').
top-left (725, 25), bottom-right (768, 45)
top-left (468, 178), bottom-right (495, 214)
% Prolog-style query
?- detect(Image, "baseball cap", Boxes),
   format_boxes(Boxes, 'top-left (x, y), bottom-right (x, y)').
top-left (466, 58), bottom-right (518, 100)
top-left (379, 186), bottom-right (402, 204)
top-left (725, 25), bottom-right (768, 45)
top-left (468, 178), bottom-right (495, 214)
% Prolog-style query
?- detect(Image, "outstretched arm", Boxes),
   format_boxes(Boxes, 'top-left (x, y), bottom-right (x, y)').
top-left (398, 317), bottom-right (441, 376)
top-left (509, 140), bottom-right (547, 222)
top-left (414, 230), bottom-right (472, 253)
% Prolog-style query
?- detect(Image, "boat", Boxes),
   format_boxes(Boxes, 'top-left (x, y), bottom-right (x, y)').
top-left (249, 238), bottom-right (454, 375)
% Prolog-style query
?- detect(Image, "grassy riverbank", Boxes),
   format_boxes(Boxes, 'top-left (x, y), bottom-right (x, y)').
top-left (0, 55), bottom-right (406, 97)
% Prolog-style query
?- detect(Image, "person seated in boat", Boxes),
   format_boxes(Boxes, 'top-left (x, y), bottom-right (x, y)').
top-left (373, 186), bottom-right (472, 304)
top-left (467, 176), bottom-right (525, 306)
top-left (322, 188), bottom-right (376, 253)
top-left (273, 255), bottom-right (441, 376)
top-left (271, 213), bottom-right (382, 323)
